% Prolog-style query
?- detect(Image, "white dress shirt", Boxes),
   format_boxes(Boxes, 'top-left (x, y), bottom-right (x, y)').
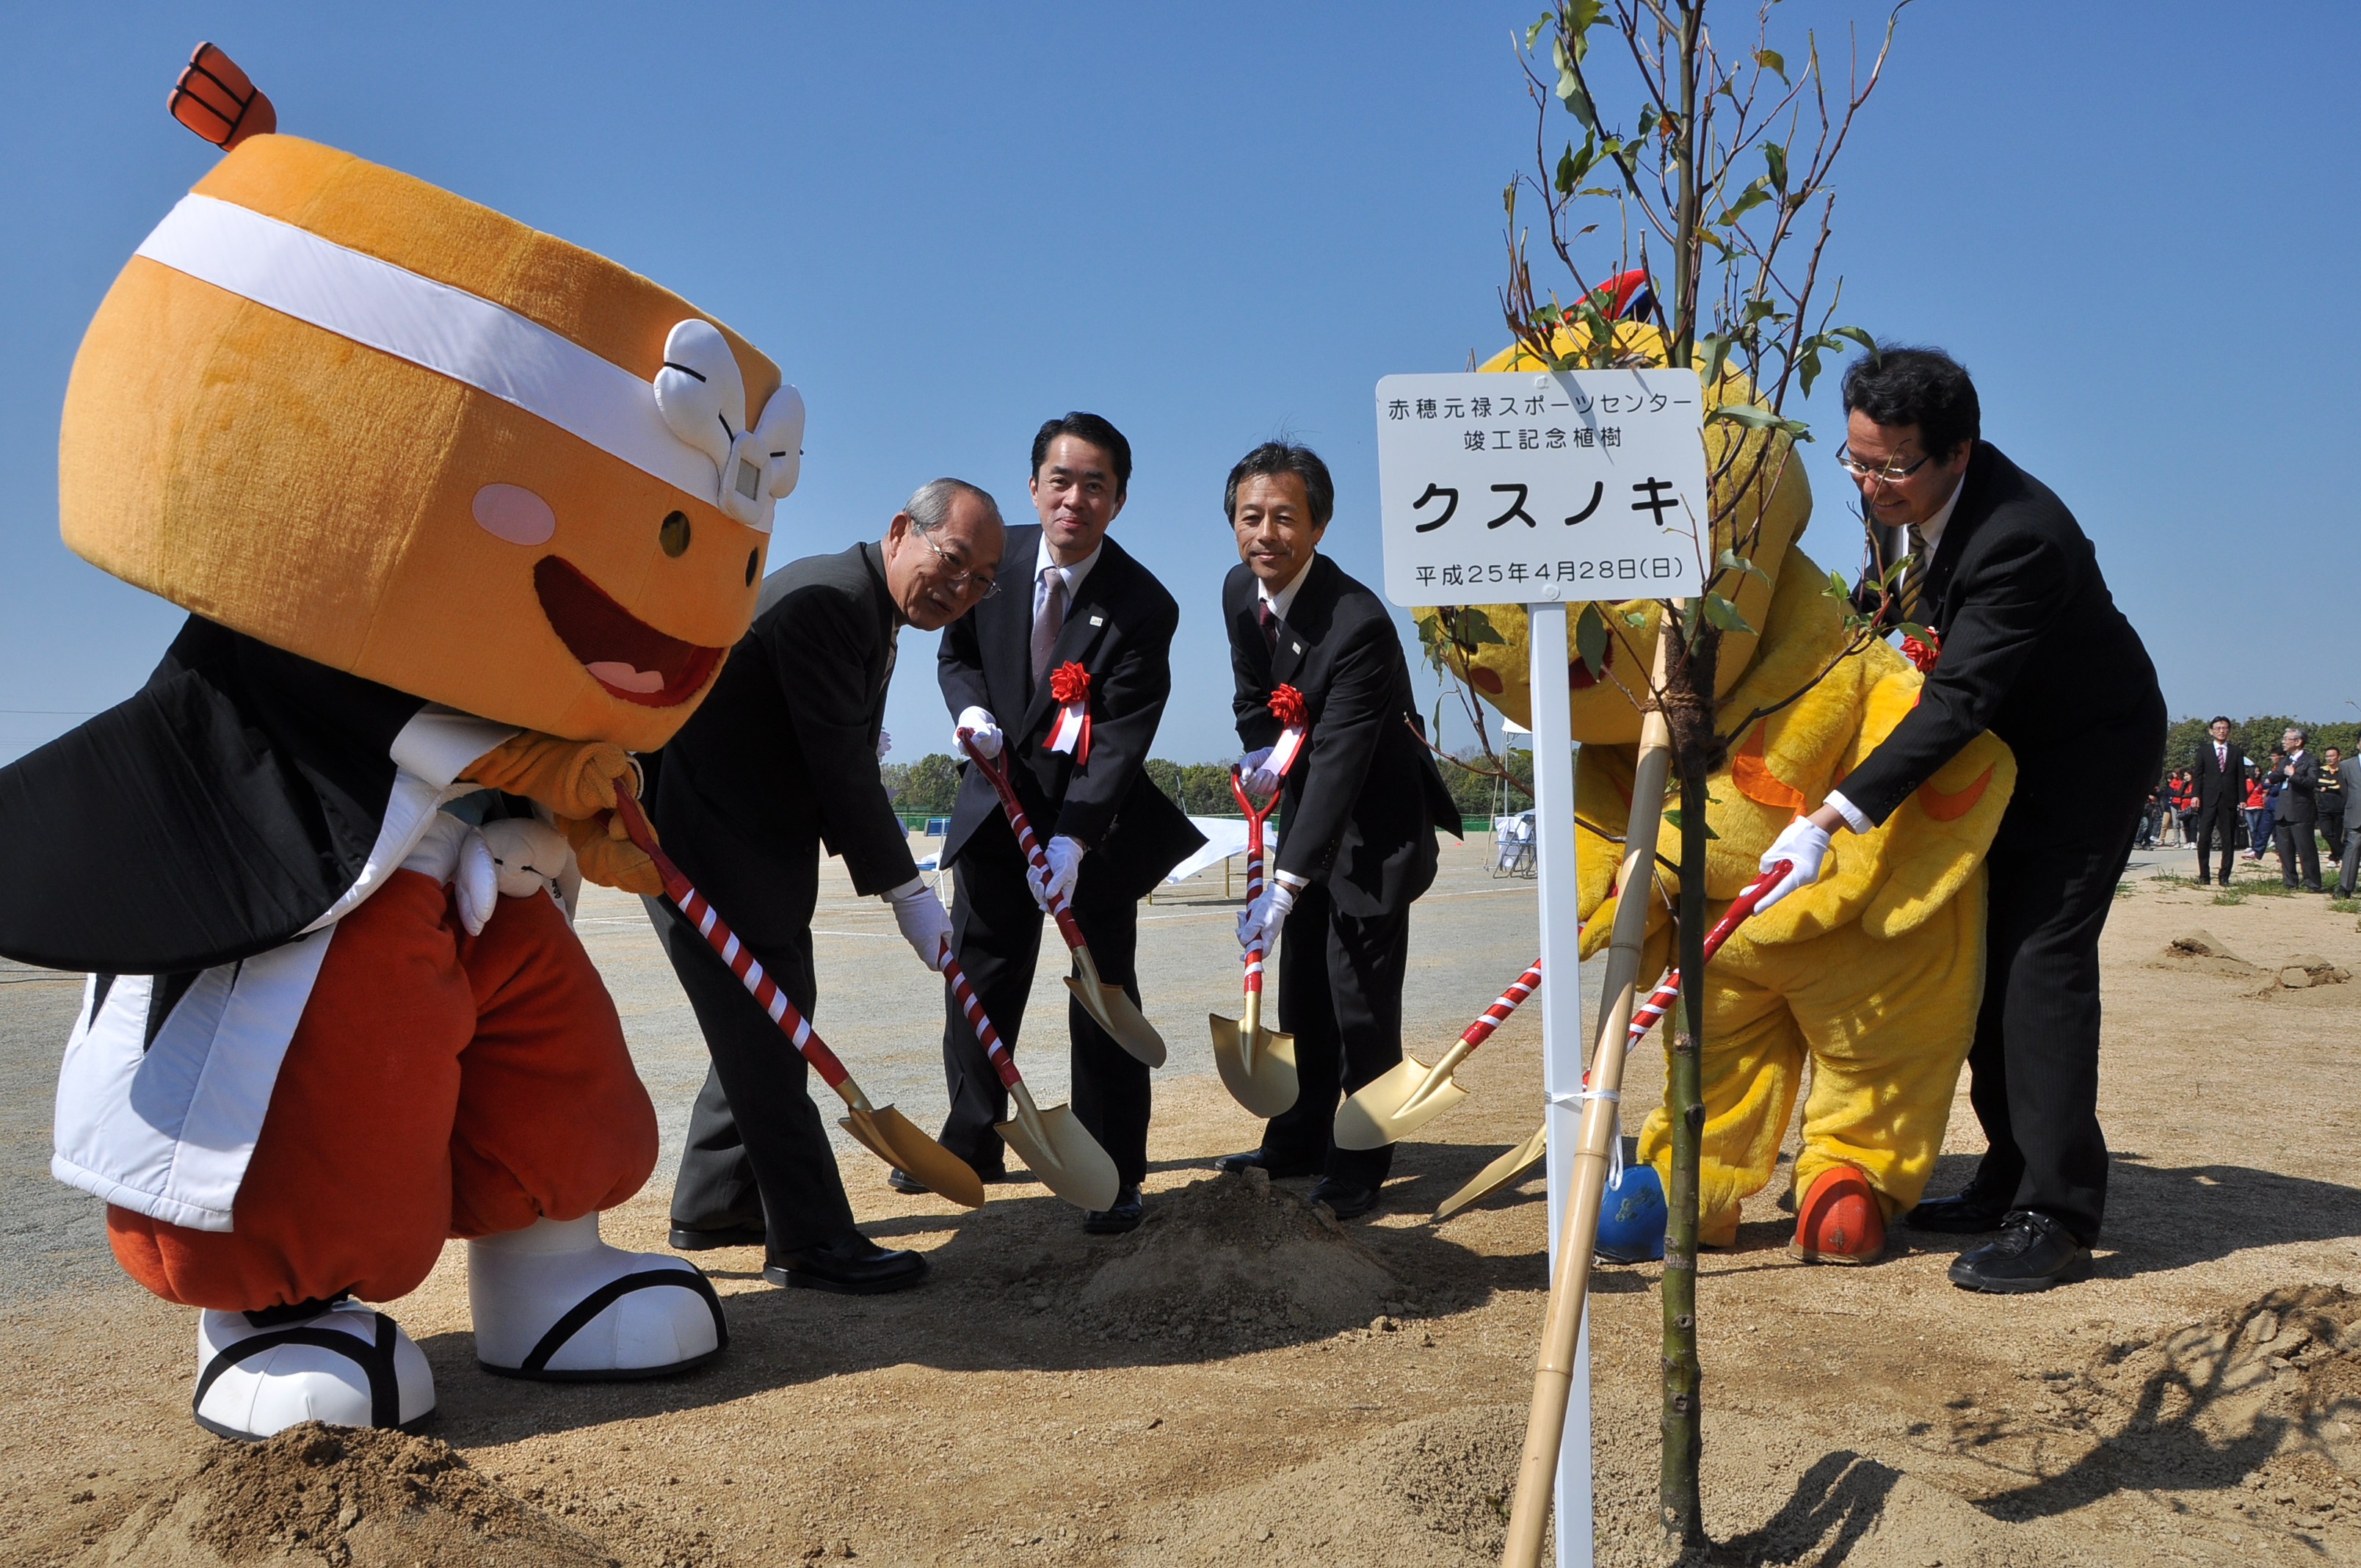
top-left (1034, 534), bottom-right (1104, 626)
top-left (1258, 551), bottom-right (1316, 625)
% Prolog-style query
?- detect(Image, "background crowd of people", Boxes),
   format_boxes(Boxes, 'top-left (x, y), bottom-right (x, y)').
top-left (2141, 716), bottom-right (2357, 897)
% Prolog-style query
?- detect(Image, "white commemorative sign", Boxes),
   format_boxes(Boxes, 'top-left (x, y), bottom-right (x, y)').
top-left (1376, 369), bottom-right (1708, 608)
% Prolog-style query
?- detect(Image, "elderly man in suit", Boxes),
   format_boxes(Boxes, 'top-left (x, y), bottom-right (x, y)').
top-left (649, 479), bottom-right (1006, 1294)
top-left (2188, 716), bottom-right (2246, 887)
top-left (2271, 726), bottom-right (2324, 893)
top-left (1209, 443), bottom-right (1462, 1218)
top-left (1757, 346), bottom-right (2164, 1294)
top-left (926, 413), bottom-right (1203, 1233)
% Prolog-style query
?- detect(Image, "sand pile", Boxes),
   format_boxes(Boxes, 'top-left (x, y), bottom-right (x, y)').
top-left (67, 1423), bottom-right (620, 1567)
top-left (1010, 1169), bottom-right (1399, 1351)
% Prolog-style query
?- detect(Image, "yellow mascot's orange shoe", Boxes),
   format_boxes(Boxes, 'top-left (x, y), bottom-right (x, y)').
top-left (1789, 1166), bottom-right (1885, 1265)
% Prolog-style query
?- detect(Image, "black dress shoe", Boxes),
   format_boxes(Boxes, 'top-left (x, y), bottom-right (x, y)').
top-left (1214, 1149), bottom-right (1321, 1179)
top-left (1947, 1211), bottom-right (2089, 1294)
top-left (1308, 1177), bottom-right (1381, 1220)
top-left (887, 1165), bottom-right (1005, 1195)
top-left (668, 1222), bottom-right (766, 1251)
top-left (1082, 1185), bottom-right (1144, 1234)
top-left (1904, 1186), bottom-right (2011, 1233)
top-left (763, 1233), bottom-right (929, 1295)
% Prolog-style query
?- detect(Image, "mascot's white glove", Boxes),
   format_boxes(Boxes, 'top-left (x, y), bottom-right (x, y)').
top-left (1237, 871), bottom-right (1302, 951)
top-left (401, 813), bottom-right (500, 935)
top-left (884, 877), bottom-right (951, 972)
top-left (1755, 816), bottom-right (1832, 910)
top-left (1238, 745), bottom-right (1280, 798)
top-left (1030, 835), bottom-right (1085, 912)
top-left (480, 817), bottom-right (577, 920)
top-left (956, 707), bottom-right (1002, 760)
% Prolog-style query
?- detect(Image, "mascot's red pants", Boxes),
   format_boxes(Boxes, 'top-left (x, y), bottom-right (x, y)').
top-left (109, 869), bottom-right (657, 1311)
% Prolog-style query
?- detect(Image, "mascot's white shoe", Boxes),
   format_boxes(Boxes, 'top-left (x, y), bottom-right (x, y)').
top-left (194, 1297), bottom-right (436, 1441)
top-left (469, 1212), bottom-right (725, 1381)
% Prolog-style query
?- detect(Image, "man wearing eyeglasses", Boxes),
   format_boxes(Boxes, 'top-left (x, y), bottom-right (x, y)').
top-left (926, 413), bottom-right (1203, 1233)
top-left (645, 479), bottom-right (1007, 1294)
top-left (1754, 346), bottom-right (2163, 1294)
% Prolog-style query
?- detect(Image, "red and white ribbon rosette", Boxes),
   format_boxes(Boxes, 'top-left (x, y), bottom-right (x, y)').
top-left (1045, 660), bottom-right (1091, 765)
top-left (1267, 683), bottom-right (1309, 777)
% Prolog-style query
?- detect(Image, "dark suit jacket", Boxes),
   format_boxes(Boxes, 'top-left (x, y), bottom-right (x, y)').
top-left (2274, 752), bottom-right (2319, 825)
top-left (1226, 556), bottom-right (1461, 917)
top-left (937, 525), bottom-right (1202, 902)
top-left (648, 542), bottom-right (917, 951)
top-left (1840, 442), bottom-right (2161, 828)
top-left (2191, 738), bottom-right (2246, 814)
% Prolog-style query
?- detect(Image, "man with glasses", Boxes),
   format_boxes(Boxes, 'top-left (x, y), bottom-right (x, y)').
top-left (647, 479), bottom-right (1007, 1293)
top-left (1754, 346), bottom-right (2163, 1293)
top-left (926, 413), bottom-right (1203, 1233)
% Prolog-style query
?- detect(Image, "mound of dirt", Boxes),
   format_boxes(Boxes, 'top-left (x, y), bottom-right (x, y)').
top-left (73, 1423), bottom-right (620, 1567)
top-left (2028, 1284), bottom-right (2361, 1535)
top-left (1065, 1170), bottom-right (1398, 1349)
top-left (2275, 953), bottom-right (2352, 988)
top-left (2150, 929), bottom-right (2262, 977)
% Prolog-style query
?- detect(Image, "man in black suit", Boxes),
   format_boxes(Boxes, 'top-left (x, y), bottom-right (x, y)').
top-left (2335, 748), bottom-right (2361, 899)
top-left (2271, 726), bottom-right (2324, 892)
top-left (929, 413), bottom-right (1203, 1233)
top-left (1208, 444), bottom-right (1462, 1218)
top-left (1755, 346), bottom-right (2164, 1293)
top-left (2188, 716), bottom-right (2246, 887)
top-left (648, 479), bottom-right (1007, 1293)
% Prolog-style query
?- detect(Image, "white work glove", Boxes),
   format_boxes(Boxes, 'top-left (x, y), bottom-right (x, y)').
top-left (877, 728), bottom-right (892, 759)
top-left (955, 706), bottom-right (1002, 760)
top-left (1238, 745), bottom-right (1280, 798)
top-left (1754, 816), bottom-right (1832, 910)
top-left (1236, 873), bottom-right (1302, 951)
top-left (1029, 835), bottom-right (1085, 912)
top-left (400, 812), bottom-right (500, 935)
top-left (883, 877), bottom-right (951, 972)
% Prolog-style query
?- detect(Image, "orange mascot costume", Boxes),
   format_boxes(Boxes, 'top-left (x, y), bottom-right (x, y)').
top-left (0, 48), bottom-right (802, 1438)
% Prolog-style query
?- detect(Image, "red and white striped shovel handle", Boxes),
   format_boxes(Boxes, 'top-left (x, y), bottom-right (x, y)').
top-left (941, 947), bottom-right (1023, 1092)
top-left (1454, 857), bottom-right (1793, 1060)
top-left (958, 732), bottom-right (1091, 954)
top-left (612, 791), bottom-right (853, 1092)
top-left (1227, 766), bottom-right (1282, 992)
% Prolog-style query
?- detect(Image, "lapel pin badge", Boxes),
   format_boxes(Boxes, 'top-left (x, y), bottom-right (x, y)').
top-left (1089, 614), bottom-right (1104, 627)
top-left (1292, 642), bottom-right (1302, 654)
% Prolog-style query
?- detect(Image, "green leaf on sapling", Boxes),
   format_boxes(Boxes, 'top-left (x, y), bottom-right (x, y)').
top-left (1700, 592), bottom-right (1758, 636)
top-left (1763, 142), bottom-right (1788, 192)
top-left (1575, 603), bottom-right (1610, 677)
top-left (1754, 48), bottom-right (1789, 84)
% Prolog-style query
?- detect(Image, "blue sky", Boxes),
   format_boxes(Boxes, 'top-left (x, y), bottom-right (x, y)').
top-left (4, 2), bottom-right (2354, 769)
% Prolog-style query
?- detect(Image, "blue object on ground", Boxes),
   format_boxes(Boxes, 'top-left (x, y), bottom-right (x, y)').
top-left (1595, 1161), bottom-right (1667, 1263)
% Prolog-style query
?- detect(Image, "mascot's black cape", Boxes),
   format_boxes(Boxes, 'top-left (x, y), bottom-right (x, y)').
top-left (0, 615), bottom-right (427, 976)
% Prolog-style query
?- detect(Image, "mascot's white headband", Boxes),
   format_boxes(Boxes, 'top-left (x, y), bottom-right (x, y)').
top-left (134, 194), bottom-right (804, 531)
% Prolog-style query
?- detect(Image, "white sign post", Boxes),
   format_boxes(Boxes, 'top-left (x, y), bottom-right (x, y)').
top-left (1377, 368), bottom-right (1708, 1568)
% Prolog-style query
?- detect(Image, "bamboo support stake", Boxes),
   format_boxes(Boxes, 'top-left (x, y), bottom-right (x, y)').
top-left (1501, 632), bottom-right (1675, 1568)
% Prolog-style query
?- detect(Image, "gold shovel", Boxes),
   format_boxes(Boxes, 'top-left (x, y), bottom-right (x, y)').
top-left (614, 794), bottom-right (986, 1210)
top-left (1208, 766), bottom-right (1299, 1117)
top-left (1334, 958), bottom-right (1539, 1150)
top-left (961, 733), bottom-right (1167, 1068)
top-left (943, 948), bottom-right (1120, 1212)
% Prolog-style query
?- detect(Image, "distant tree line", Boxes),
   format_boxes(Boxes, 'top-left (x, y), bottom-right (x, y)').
top-left (882, 742), bottom-right (1539, 822)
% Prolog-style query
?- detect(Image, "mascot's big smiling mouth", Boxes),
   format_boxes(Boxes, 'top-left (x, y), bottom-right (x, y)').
top-left (533, 556), bottom-right (723, 707)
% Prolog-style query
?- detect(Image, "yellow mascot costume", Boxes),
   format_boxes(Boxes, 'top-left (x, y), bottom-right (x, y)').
top-left (0, 48), bottom-right (801, 1437)
top-left (1422, 322), bottom-right (2014, 1262)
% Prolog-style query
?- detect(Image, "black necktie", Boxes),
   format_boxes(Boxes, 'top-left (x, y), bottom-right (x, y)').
top-left (1259, 600), bottom-right (1279, 656)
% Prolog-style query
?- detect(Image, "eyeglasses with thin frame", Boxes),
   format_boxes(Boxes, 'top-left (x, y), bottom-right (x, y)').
top-left (911, 523), bottom-right (1000, 599)
top-left (1835, 445), bottom-right (1934, 485)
